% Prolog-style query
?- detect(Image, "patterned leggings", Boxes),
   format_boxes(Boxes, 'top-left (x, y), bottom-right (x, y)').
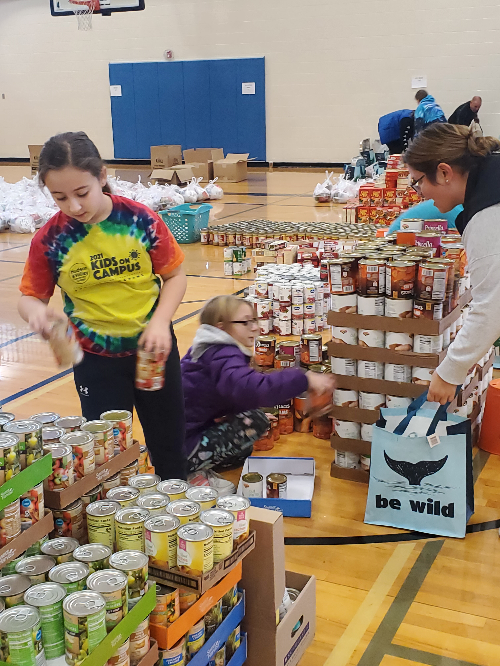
top-left (187, 410), bottom-right (270, 474)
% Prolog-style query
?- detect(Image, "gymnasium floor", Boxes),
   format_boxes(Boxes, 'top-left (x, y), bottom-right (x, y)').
top-left (2, 165), bottom-right (500, 666)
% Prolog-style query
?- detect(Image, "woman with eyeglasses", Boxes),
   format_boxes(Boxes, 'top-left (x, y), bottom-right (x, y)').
top-left (404, 123), bottom-right (500, 405)
top-left (181, 295), bottom-right (335, 472)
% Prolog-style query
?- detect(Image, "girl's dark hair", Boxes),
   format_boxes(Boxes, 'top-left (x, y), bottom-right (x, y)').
top-left (38, 131), bottom-right (111, 193)
top-left (404, 123), bottom-right (500, 182)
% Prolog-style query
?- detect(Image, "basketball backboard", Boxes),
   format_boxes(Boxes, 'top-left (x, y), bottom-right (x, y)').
top-left (50, 0), bottom-right (145, 16)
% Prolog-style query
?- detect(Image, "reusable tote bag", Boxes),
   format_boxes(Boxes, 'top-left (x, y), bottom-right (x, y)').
top-left (365, 391), bottom-right (474, 538)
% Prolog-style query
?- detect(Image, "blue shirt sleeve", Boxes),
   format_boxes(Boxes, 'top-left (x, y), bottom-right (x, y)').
top-left (387, 201), bottom-right (463, 234)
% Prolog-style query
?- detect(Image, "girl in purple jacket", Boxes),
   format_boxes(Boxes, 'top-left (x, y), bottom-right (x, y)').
top-left (181, 295), bottom-right (335, 473)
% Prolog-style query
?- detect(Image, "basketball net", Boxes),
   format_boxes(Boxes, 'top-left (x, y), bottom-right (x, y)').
top-left (68, 0), bottom-right (99, 30)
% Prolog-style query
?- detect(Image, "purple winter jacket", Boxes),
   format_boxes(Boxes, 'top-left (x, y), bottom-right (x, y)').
top-left (181, 325), bottom-right (309, 456)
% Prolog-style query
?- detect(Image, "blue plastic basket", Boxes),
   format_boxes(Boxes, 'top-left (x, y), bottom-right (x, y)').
top-left (159, 203), bottom-right (212, 244)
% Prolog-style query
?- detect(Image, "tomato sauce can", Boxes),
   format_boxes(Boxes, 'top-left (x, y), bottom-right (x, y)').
top-left (166, 500), bottom-right (201, 525)
top-left (87, 569), bottom-right (128, 631)
top-left (73, 543), bottom-right (112, 575)
top-left (109, 551), bottom-right (148, 610)
top-left (100, 410), bottom-right (133, 452)
top-left (157, 480), bottom-right (189, 501)
top-left (42, 537), bottom-right (79, 564)
top-left (177, 523), bottom-right (214, 576)
top-left (277, 401), bottom-right (294, 435)
top-left (86, 500), bottom-right (120, 549)
top-left (44, 444), bottom-right (73, 491)
top-left (0, 500), bottom-right (21, 547)
top-left (3, 420), bottom-right (43, 470)
top-left (63, 591), bottom-right (107, 665)
top-left (0, 605), bottom-right (44, 665)
top-left (200, 509), bottom-right (235, 563)
top-left (15, 555), bottom-right (55, 585)
top-left (61, 432), bottom-right (95, 479)
top-left (135, 349), bottom-right (166, 391)
top-left (254, 336), bottom-right (276, 367)
top-left (49, 562), bottom-right (89, 593)
top-left (115, 507), bottom-right (150, 552)
top-left (24, 582), bottom-right (66, 660)
top-left (216, 496), bottom-right (250, 544)
top-left (20, 482), bottom-right (44, 531)
top-left (413, 299), bottom-right (443, 320)
top-left (81, 420), bottom-right (114, 465)
top-left (52, 499), bottom-right (85, 542)
top-left (145, 514), bottom-right (180, 568)
top-left (0, 433), bottom-right (21, 485)
top-left (385, 260), bottom-right (416, 299)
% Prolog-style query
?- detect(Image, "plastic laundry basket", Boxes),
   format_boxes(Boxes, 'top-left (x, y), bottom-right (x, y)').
top-left (159, 203), bottom-right (212, 244)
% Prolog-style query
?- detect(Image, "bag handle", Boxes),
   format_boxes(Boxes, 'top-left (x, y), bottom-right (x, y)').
top-left (393, 387), bottom-right (461, 437)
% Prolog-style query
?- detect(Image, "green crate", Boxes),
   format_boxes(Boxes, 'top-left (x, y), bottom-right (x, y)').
top-left (159, 203), bottom-right (212, 243)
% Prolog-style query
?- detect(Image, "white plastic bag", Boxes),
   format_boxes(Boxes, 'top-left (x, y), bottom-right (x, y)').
top-left (313, 171), bottom-right (335, 203)
top-left (205, 177), bottom-right (224, 200)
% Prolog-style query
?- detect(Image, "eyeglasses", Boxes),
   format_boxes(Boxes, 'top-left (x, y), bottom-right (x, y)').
top-left (410, 174), bottom-right (425, 193)
top-left (230, 318), bottom-right (258, 326)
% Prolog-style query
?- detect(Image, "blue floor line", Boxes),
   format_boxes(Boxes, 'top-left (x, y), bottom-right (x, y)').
top-left (0, 274), bottom-right (21, 283)
top-left (0, 244), bottom-right (28, 253)
top-left (0, 260), bottom-right (25, 264)
top-left (0, 368), bottom-right (73, 407)
top-left (0, 331), bottom-right (36, 349)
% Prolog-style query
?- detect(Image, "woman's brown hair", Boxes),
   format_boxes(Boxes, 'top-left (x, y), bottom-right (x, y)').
top-left (200, 295), bottom-right (253, 328)
top-left (38, 131), bottom-right (111, 193)
top-left (404, 123), bottom-right (500, 182)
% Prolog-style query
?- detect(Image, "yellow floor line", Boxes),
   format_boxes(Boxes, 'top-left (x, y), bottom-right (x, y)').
top-left (7, 374), bottom-right (73, 411)
top-left (323, 542), bottom-right (416, 666)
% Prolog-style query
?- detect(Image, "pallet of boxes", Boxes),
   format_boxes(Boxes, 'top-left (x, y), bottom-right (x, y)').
top-left (326, 222), bottom-right (489, 481)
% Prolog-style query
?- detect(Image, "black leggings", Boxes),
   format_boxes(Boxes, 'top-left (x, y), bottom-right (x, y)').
top-left (73, 329), bottom-right (186, 480)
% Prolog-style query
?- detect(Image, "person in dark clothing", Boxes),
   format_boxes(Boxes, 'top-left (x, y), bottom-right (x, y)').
top-left (378, 109), bottom-right (414, 153)
top-left (448, 97), bottom-right (482, 127)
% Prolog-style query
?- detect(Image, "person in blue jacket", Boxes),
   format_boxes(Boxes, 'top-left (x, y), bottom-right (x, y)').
top-left (387, 199), bottom-right (463, 234)
top-left (414, 90), bottom-right (446, 135)
top-left (378, 109), bottom-right (414, 154)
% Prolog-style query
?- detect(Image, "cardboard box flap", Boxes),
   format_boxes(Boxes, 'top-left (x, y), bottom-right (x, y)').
top-left (150, 166), bottom-right (195, 184)
top-left (183, 148), bottom-right (224, 164)
top-left (216, 153), bottom-right (250, 164)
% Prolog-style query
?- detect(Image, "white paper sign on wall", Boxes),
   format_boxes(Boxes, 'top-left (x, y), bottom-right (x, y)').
top-left (110, 85), bottom-right (122, 97)
top-left (242, 82), bottom-right (255, 95)
top-left (411, 76), bottom-right (427, 89)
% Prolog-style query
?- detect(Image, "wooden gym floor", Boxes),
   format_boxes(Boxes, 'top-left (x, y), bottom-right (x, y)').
top-left (2, 165), bottom-right (500, 666)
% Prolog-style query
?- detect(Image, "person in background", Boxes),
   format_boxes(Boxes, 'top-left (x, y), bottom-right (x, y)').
top-left (18, 132), bottom-right (187, 480)
top-left (448, 96), bottom-right (482, 127)
top-left (403, 123), bottom-right (500, 404)
top-left (414, 90), bottom-right (447, 135)
top-left (387, 198), bottom-right (462, 234)
top-left (378, 109), bottom-right (414, 154)
top-left (181, 295), bottom-right (335, 473)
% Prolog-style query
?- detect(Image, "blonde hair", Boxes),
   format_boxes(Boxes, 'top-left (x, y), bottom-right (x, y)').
top-left (200, 295), bottom-right (253, 328)
top-left (404, 123), bottom-right (500, 181)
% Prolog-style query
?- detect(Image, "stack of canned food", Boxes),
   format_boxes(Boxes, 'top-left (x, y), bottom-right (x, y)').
top-left (222, 246), bottom-right (252, 276)
top-left (249, 264), bottom-right (329, 335)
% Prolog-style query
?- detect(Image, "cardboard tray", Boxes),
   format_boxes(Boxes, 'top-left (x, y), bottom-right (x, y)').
top-left (331, 435), bottom-right (371, 456)
top-left (226, 633), bottom-right (247, 666)
top-left (186, 592), bottom-right (245, 666)
top-left (148, 531), bottom-right (255, 593)
top-left (330, 405), bottom-right (380, 424)
top-left (331, 374), bottom-right (428, 398)
top-left (0, 509), bottom-right (54, 570)
top-left (327, 341), bottom-right (446, 369)
top-left (330, 463), bottom-right (370, 484)
top-left (137, 641), bottom-right (159, 666)
top-left (0, 454), bottom-right (52, 513)
top-left (44, 442), bottom-right (140, 509)
top-left (327, 289), bottom-right (471, 335)
top-left (150, 561), bottom-right (242, 649)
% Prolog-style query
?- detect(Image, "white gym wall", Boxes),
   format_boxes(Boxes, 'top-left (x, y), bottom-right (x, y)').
top-left (1, 0), bottom-right (499, 162)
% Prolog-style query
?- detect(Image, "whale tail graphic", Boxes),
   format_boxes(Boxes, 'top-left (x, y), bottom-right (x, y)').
top-left (383, 451), bottom-right (448, 486)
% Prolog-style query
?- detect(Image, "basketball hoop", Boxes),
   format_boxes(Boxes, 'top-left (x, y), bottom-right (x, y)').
top-left (68, 0), bottom-right (99, 30)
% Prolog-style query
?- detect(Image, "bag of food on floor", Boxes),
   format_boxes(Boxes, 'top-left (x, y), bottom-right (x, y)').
top-left (205, 177), bottom-right (224, 200)
top-left (364, 390), bottom-right (473, 538)
top-left (181, 178), bottom-right (200, 204)
top-left (313, 171), bottom-right (335, 203)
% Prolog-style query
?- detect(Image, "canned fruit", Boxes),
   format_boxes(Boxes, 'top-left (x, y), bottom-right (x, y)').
top-left (86, 501), bottom-right (120, 550)
top-left (49, 562), bottom-right (89, 593)
top-left (53, 500), bottom-right (85, 542)
top-left (107, 638), bottom-right (130, 666)
top-left (136, 493), bottom-right (169, 515)
top-left (44, 445), bottom-right (74, 490)
top-left (135, 349), bottom-right (166, 391)
top-left (81, 421), bottom-right (114, 465)
top-left (0, 499), bottom-right (21, 546)
top-left (0, 605), bottom-right (44, 666)
top-left (0, 433), bottom-right (21, 484)
top-left (100, 410), bottom-right (133, 452)
top-left (73, 544), bottom-right (112, 574)
top-left (42, 537), bottom-right (80, 564)
top-left (87, 570), bottom-right (128, 631)
top-left (53, 416), bottom-right (87, 433)
top-left (177, 523), bottom-right (214, 576)
top-left (0, 575), bottom-right (32, 608)
top-left (3, 420), bottom-right (43, 470)
top-left (185, 487), bottom-right (218, 511)
top-left (24, 582), bottom-right (66, 660)
top-left (150, 584), bottom-right (179, 627)
top-left (15, 555), bottom-right (56, 586)
top-left (130, 618), bottom-right (150, 666)
top-left (61, 432), bottom-right (95, 479)
top-left (115, 507), bottom-right (150, 552)
top-left (166, 500), bottom-right (201, 525)
top-left (200, 509), bottom-right (235, 563)
top-left (145, 514), bottom-right (180, 569)
top-left (63, 591), bottom-right (107, 665)
top-left (128, 474), bottom-right (160, 495)
top-left (20, 483), bottom-right (44, 532)
top-left (157, 480), bottom-right (189, 501)
top-left (215, 496), bottom-right (250, 544)
top-left (105, 486), bottom-right (140, 508)
top-left (109, 551), bottom-right (148, 609)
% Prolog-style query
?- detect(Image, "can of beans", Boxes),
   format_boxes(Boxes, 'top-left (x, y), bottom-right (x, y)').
top-left (87, 569), bottom-right (128, 631)
top-left (86, 500), bottom-right (120, 549)
top-left (73, 543), bottom-right (112, 575)
top-left (120, 461), bottom-right (139, 485)
top-left (185, 487), bottom-right (218, 511)
top-left (330, 293), bottom-right (357, 313)
top-left (359, 392), bottom-right (386, 410)
top-left (334, 420), bottom-right (361, 439)
top-left (15, 554), bottom-right (55, 585)
top-left (136, 493), bottom-right (169, 515)
top-left (216, 496), bottom-right (250, 544)
top-left (145, 514), bottom-right (180, 568)
top-left (358, 259), bottom-right (385, 295)
top-left (301, 333), bottom-right (323, 364)
top-left (357, 294), bottom-right (384, 316)
top-left (24, 582), bottom-right (66, 660)
top-left (3, 420), bottom-right (43, 470)
top-left (412, 367), bottom-right (434, 385)
top-left (413, 334), bottom-right (444, 354)
top-left (384, 364), bottom-right (412, 383)
top-left (42, 537), bottom-right (80, 564)
top-left (81, 420), bottom-right (114, 465)
top-left (49, 561), bottom-right (89, 593)
top-left (358, 328), bottom-right (385, 348)
top-left (331, 326), bottom-right (357, 345)
top-left (44, 444), bottom-right (73, 491)
top-left (334, 389), bottom-right (358, 408)
top-left (177, 523), bottom-right (214, 576)
top-left (385, 297), bottom-right (413, 319)
top-left (330, 357), bottom-right (357, 376)
top-left (20, 482), bottom-right (44, 531)
top-left (0, 433), bottom-right (21, 484)
top-left (357, 360), bottom-right (384, 379)
top-left (200, 509), bottom-right (235, 563)
top-left (385, 261), bottom-right (416, 299)
top-left (109, 550), bottom-right (148, 610)
top-left (334, 450), bottom-right (360, 469)
top-left (166, 500), bottom-right (200, 525)
top-left (106, 486), bottom-right (140, 508)
top-left (254, 336), bottom-right (276, 367)
top-left (413, 299), bottom-right (443, 320)
top-left (61, 432), bottom-right (95, 479)
top-left (157, 480), bottom-right (189, 501)
top-left (100, 410), bottom-right (133, 452)
top-left (386, 332), bottom-right (413, 351)
top-left (63, 591), bottom-right (107, 664)
top-left (52, 499), bottom-right (85, 542)
top-left (115, 507), bottom-right (150, 552)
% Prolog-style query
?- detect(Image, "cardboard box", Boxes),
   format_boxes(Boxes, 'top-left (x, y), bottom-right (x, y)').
top-left (328, 341), bottom-right (446, 369)
top-left (331, 435), bottom-right (371, 456)
top-left (242, 570), bottom-right (316, 666)
top-left (331, 374), bottom-right (427, 398)
top-left (44, 442), bottom-right (140, 509)
top-left (150, 145), bottom-right (182, 170)
top-left (214, 154), bottom-right (251, 183)
top-left (183, 148), bottom-right (224, 182)
top-left (242, 507), bottom-right (285, 615)
top-left (187, 592), bottom-right (245, 666)
top-left (330, 405), bottom-right (380, 424)
top-left (0, 454), bottom-right (52, 512)
top-left (150, 166), bottom-right (195, 186)
top-left (330, 463), bottom-right (370, 484)
top-left (327, 290), bottom-right (471, 336)
top-left (0, 510), bottom-right (54, 570)
top-left (28, 145), bottom-right (43, 175)
top-left (137, 640), bottom-right (159, 666)
top-left (237, 457), bottom-right (315, 517)
top-left (148, 531), bottom-right (255, 593)
top-left (150, 561), bottom-right (242, 649)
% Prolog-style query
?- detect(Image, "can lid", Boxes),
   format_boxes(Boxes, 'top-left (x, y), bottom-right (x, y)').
top-left (16, 555), bottom-right (56, 576)
top-left (86, 500), bottom-right (120, 517)
top-left (42, 427), bottom-right (65, 442)
top-left (109, 550), bottom-right (148, 570)
top-left (0, 605), bottom-right (40, 632)
top-left (42, 537), bottom-right (80, 556)
top-left (49, 562), bottom-right (89, 583)
top-left (87, 570), bottom-right (127, 592)
top-left (73, 544), bottom-right (112, 563)
top-left (100, 410), bottom-right (132, 421)
top-left (105, 487), bottom-right (140, 502)
top-left (200, 509), bottom-right (235, 528)
top-left (136, 493), bottom-right (169, 511)
top-left (60, 431), bottom-right (94, 447)
top-left (128, 474), bottom-right (160, 489)
top-left (267, 473), bottom-right (288, 484)
top-left (185, 487), bottom-right (219, 503)
top-left (24, 582), bottom-right (66, 606)
top-left (216, 495), bottom-right (251, 512)
top-left (54, 416), bottom-right (87, 429)
top-left (30, 412), bottom-right (60, 425)
top-left (157, 480), bottom-right (189, 495)
top-left (63, 591), bottom-right (106, 616)
top-left (166, 500), bottom-right (201, 517)
top-left (0, 575), bottom-right (32, 596)
top-left (81, 420), bottom-right (113, 434)
top-left (0, 413), bottom-right (15, 426)
top-left (144, 514), bottom-right (181, 532)
top-left (177, 522), bottom-right (213, 542)
top-left (0, 433), bottom-right (19, 448)
top-left (43, 444), bottom-right (71, 458)
top-left (115, 507), bottom-right (150, 524)
top-left (3, 420), bottom-right (41, 434)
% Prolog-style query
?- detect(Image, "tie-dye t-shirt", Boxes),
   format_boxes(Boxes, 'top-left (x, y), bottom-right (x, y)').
top-left (20, 194), bottom-right (184, 356)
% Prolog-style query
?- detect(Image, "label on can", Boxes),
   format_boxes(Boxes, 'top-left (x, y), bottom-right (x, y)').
top-left (64, 607), bottom-right (106, 663)
top-left (38, 601), bottom-right (65, 659)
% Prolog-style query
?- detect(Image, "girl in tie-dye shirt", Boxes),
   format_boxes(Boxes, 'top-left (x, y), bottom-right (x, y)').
top-left (19, 132), bottom-right (187, 479)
